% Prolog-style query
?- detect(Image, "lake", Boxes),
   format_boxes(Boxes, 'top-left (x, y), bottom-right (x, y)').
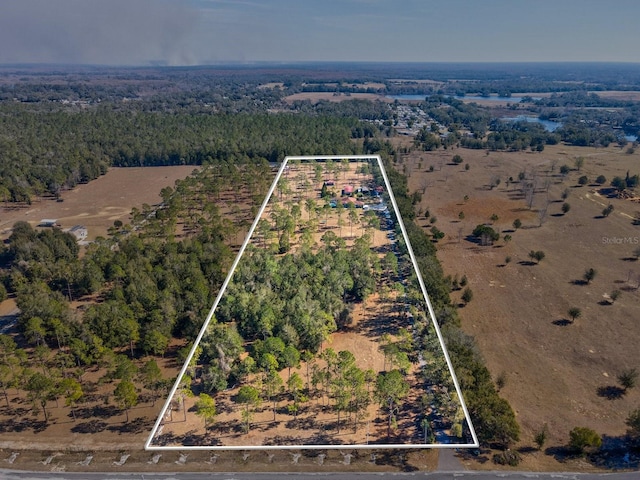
top-left (500, 115), bottom-right (563, 132)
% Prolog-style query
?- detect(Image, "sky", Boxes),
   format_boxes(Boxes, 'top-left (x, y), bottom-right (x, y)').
top-left (1, 0), bottom-right (639, 66)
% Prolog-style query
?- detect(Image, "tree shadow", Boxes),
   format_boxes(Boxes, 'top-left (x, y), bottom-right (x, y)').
top-left (571, 279), bottom-right (588, 286)
top-left (597, 385), bottom-right (626, 400)
top-left (621, 256), bottom-right (638, 262)
top-left (552, 319), bottom-right (572, 326)
top-left (620, 285), bottom-right (639, 292)
top-left (0, 417), bottom-right (48, 433)
top-left (107, 416), bottom-right (153, 434)
top-left (517, 446), bottom-right (538, 454)
top-left (71, 419), bottom-right (108, 434)
top-left (544, 445), bottom-right (580, 463)
top-left (518, 260), bottom-right (536, 266)
top-left (74, 404), bottom-right (120, 420)
top-left (599, 187), bottom-right (619, 198)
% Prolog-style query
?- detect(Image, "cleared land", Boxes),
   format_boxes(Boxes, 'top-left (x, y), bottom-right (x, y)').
top-left (401, 142), bottom-right (640, 470)
top-left (0, 166), bottom-right (197, 242)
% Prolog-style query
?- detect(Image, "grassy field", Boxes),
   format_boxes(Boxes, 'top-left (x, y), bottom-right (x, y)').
top-left (401, 142), bottom-right (640, 470)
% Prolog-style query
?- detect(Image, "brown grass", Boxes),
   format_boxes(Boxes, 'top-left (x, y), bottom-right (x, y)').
top-left (0, 166), bottom-right (196, 242)
top-left (402, 142), bottom-right (640, 471)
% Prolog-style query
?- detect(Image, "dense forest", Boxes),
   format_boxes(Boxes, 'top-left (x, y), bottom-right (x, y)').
top-left (0, 105), bottom-right (362, 203)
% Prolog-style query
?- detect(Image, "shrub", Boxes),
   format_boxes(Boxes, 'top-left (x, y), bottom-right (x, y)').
top-left (569, 427), bottom-right (601, 453)
top-left (534, 424), bottom-right (549, 450)
top-left (611, 176), bottom-right (626, 192)
top-left (578, 175), bottom-right (589, 186)
top-left (493, 450), bottom-right (521, 466)
top-left (528, 250), bottom-right (545, 263)
top-left (595, 175), bottom-right (607, 185)
top-left (618, 368), bottom-right (638, 391)
top-left (461, 287), bottom-right (473, 304)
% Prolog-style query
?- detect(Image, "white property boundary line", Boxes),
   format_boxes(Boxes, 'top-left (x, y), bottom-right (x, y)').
top-left (145, 155), bottom-right (479, 450)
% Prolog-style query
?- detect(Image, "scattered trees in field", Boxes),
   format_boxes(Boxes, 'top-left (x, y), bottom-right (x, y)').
top-left (595, 175), bottom-right (607, 185)
top-left (609, 289), bottom-right (621, 303)
top-left (561, 202), bottom-right (571, 214)
top-left (602, 204), bottom-right (614, 217)
top-left (430, 226), bottom-right (445, 241)
top-left (26, 372), bottom-right (55, 423)
top-left (583, 268), bottom-right (597, 284)
top-left (612, 176), bottom-right (627, 192)
top-left (512, 218), bottom-right (522, 229)
top-left (461, 287), bottom-right (473, 305)
top-left (618, 368), bottom-right (638, 392)
top-left (534, 423), bottom-right (549, 450)
top-left (195, 393), bottom-right (217, 432)
top-left (236, 385), bottom-right (261, 433)
top-left (473, 224), bottom-right (500, 246)
top-left (567, 307), bottom-right (582, 323)
top-left (528, 250), bottom-right (545, 264)
top-left (578, 175), bottom-right (589, 186)
top-left (375, 369), bottom-right (409, 438)
top-left (114, 380), bottom-right (138, 423)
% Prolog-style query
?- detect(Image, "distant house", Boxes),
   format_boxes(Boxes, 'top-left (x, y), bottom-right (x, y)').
top-left (66, 225), bottom-right (88, 241)
top-left (38, 219), bottom-right (59, 228)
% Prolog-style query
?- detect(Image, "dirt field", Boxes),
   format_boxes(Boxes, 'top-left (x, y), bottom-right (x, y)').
top-left (0, 166), bottom-right (197, 242)
top-left (402, 142), bottom-right (640, 470)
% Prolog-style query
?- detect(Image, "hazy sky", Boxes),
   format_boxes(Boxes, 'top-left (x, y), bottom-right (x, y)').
top-left (1, 0), bottom-right (639, 65)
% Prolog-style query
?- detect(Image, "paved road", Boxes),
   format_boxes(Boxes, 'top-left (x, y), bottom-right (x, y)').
top-left (1, 470), bottom-right (639, 480)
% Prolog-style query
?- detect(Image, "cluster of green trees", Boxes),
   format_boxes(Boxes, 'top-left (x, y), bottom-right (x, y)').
top-left (485, 120), bottom-right (558, 151)
top-left (215, 237), bottom-right (377, 353)
top-left (420, 95), bottom-right (492, 138)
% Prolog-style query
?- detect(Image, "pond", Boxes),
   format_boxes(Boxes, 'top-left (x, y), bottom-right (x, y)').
top-left (500, 115), bottom-right (563, 132)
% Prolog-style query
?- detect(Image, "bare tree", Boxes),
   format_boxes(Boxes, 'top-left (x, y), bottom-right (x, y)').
top-left (523, 182), bottom-right (535, 209)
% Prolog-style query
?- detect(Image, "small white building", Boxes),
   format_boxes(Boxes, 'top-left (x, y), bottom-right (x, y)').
top-left (66, 225), bottom-right (88, 241)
